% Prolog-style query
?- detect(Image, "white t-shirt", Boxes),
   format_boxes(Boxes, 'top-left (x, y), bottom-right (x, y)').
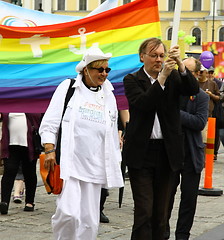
top-left (68, 82), bottom-right (107, 184)
top-left (8, 113), bottom-right (28, 147)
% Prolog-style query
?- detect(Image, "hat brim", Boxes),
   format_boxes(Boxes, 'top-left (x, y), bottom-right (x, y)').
top-left (76, 52), bottom-right (112, 73)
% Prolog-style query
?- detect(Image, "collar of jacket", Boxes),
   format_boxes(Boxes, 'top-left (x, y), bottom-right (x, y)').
top-left (73, 73), bottom-right (114, 96)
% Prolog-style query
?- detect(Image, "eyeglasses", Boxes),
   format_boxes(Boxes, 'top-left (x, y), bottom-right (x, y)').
top-left (90, 67), bottom-right (111, 73)
top-left (144, 53), bottom-right (166, 60)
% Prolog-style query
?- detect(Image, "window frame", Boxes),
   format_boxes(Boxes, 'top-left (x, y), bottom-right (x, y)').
top-left (168, 0), bottom-right (176, 11)
top-left (123, 0), bottom-right (131, 5)
top-left (167, 27), bottom-right (173, 40)
top-left (192, 27), bottom-right (201, 46)
top-left (79, 0), bottom-right (87, 11)
top-left (219, 27), bottom-right (224, 42)
top-left (192, 0), bottom-right (201, 11)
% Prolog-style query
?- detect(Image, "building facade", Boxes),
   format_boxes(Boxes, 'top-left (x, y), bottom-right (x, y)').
top-left (159, 0), bottom-right (224, 51)
top-left (3, 0), bottom-right (224, 51)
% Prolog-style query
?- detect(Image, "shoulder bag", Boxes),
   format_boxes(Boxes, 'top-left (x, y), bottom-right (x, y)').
top-left (40, 78), bottom-right (76, 194)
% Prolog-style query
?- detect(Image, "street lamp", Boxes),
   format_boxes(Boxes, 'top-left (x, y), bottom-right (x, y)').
top-left (212, 0), bottom-right (216, 42)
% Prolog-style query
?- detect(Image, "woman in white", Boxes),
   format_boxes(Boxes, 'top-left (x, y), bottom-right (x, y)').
top-left (39, 47), bottom-right (124, 240)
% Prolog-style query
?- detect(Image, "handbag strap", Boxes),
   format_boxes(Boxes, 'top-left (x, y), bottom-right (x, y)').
top-left (62, 78), bottom-right (76, 118)
top-left (56, 78), bottom-right (76, 164)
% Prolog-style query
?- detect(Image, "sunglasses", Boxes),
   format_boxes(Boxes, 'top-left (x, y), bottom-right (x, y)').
top-left (90, 67), bottom-right (111, 73)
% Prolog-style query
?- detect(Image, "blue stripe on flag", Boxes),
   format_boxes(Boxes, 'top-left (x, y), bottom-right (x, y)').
top-left (0, 54), bottom-right (142, 87)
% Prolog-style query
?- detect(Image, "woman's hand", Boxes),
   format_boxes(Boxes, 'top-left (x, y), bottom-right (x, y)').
top-left (44, 152), bottom-right (56, 172)
top-left (43, 143), bottom-right (56, 171)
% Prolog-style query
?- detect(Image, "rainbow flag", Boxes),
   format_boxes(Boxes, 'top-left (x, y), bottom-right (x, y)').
top-left (0, 0), bottom-right (161, 113)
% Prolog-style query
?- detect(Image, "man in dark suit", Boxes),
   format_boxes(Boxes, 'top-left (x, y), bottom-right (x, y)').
top-left (123, 38), bottom-right (199, 240)
top-left (165, 58), bottom-right (209, 240)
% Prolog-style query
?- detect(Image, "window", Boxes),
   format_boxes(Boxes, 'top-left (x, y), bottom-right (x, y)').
top-left (219, 27), bottom-right (224, 41)
top-left (34, 0), bottom-right (42, 10)
top-left (79, 0), bottom-right (87, 10)
top-left (193, 0), bottom-right (201, 11)
top-left (192, 28), bottom-right (201, 45)
top-left (11, 0), bottom-right (22, 5)
top-left (168, 0), bottom-right (176, 11)
top-left (58, 0), bottom-right (65, 10)
top-left (167, 28), bottom-right (173, 40)
top-left (123, 0), bottom-right (131, 4)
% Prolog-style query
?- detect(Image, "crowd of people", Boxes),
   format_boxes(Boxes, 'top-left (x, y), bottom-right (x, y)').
top-left (0, 39), bottom-right (223, 240)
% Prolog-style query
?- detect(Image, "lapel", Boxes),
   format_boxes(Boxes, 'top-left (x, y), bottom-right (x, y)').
top-left (136, 66), bottom-right (152, 91)
top-left (186, 95), bottom-right (197, 113)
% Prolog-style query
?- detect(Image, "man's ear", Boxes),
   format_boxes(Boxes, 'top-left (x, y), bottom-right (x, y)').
top-left (140, 53), bottom-right (144, 63)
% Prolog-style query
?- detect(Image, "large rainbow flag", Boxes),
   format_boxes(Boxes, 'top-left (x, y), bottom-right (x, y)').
top-left (0, 0), bottom-right (161, 113)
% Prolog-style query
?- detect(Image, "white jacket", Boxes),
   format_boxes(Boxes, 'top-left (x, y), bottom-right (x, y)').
top-left (39, 74), bottom-right (124, 188)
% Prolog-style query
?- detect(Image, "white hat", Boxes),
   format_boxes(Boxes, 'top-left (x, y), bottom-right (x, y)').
top-left (75, 47), bottom-right (112, 73)
top-left (200, 65), bottom-right (208, 71)
top-left (208, 66), bottom-right (215, 72)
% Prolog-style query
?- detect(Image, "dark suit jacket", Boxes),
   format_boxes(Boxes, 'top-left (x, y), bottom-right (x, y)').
top-left (180, 89), bottom-right (209, 173)
top-left (123, 66), bottom-right (199, 171)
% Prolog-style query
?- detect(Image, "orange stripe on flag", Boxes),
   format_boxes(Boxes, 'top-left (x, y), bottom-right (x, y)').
top-left (0, 0), bottom-right (159, 38)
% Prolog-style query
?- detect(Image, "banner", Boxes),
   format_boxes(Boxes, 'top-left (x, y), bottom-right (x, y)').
top-left (202, 42), bottom-right (224, 79)
top-left (0, 0), bottom-right (119, 26)
top-left (0, 1), bottom-right (81, 26)
top-left (0, 0), bottom-right (161, 112)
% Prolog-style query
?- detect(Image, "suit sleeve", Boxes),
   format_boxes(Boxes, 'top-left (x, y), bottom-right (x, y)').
top-left (178, 68), bottom-right (199, 96)
top-left (123, 72), bottom-right (164, 112)
top-left (180, 91), bottom-right (209, 131)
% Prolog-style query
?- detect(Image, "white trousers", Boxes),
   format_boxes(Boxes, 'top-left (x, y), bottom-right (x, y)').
top-left (52, 177), bottom-right (102, 240)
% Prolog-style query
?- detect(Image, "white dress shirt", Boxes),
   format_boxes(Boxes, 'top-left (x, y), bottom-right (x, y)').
top-left (143, 68), bottom-right (164, 139)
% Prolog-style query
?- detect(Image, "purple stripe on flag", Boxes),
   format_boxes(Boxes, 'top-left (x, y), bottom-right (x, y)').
top-left (0, 86), bottom-right (57, 99)
top-left (115, 95), bottom-right (129, 110)
top-left (112, 82), bottom-right (125, 96)
top-left (0, 84), bottom-right (129, 112)
top-left (0, 98), bottom-right (50, 113)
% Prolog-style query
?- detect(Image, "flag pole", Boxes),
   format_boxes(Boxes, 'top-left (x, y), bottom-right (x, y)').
top-left (171, 0), bottom-right (182, 47)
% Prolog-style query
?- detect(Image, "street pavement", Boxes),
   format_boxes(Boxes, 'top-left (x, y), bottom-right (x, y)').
top-left (0, 147), bottom-right (224, 240)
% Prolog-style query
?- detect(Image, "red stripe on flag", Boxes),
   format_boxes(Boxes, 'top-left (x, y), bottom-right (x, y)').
top-left (0, 0), bottom-right (159, 38)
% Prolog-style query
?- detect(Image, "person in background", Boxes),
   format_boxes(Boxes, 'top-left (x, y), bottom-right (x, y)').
top-left (198, 65), bottom-right (220, 117)
top-left (208, 66), bottom-right (223, 89)
top-left (0, 113), bottom-right (42, 214)
top-left (198, 65), bottom-right (220, 160)
top-left (99, 109), bottom-right (130, 224)
top-left (13, 165), bottom-right (25, 203)
top-left (165, 57), bottom-right (209, 240)
top-left (123, 37), bottom-right (199, 239)
top-left (39, 47), bottom-right (123, 240)
top-left (207, 66), bottom-right (223, 160)
top-left (216, 83), bottom-right (224, 151)
top-left (100, 188), bottom-right (110, 223)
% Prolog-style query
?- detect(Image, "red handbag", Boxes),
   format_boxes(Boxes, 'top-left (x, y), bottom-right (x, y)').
top-left (39, 153), bottom-right (63, 195)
